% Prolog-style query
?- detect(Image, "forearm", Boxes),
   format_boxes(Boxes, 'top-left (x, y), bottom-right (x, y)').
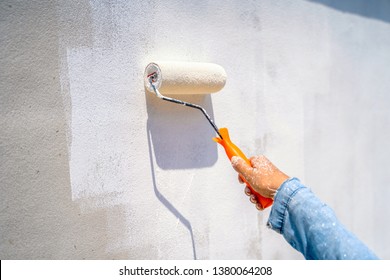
top-left (267, 178), bottom-right (378, 260)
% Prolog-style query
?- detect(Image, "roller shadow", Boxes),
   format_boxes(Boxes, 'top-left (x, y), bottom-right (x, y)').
top-left (147, 127), bottom-right (197, 259)
top-left (145, 88), bottom-right (221, 259)
top-left (145, 88), bottom-right (218, 170)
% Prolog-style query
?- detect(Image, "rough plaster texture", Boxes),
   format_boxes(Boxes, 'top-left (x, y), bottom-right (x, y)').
top-left (1, 0), bottom-right (389, 259)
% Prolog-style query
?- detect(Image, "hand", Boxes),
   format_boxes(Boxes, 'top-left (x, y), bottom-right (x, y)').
top-left (231, 155), bottom-right (289, 209)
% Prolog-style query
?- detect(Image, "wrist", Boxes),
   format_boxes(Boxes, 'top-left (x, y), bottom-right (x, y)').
top-left (269, 174), bottom-right (290, 199)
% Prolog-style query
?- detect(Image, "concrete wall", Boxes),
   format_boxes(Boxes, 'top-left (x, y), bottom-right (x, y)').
top-left (1, 0), bottom-right (389, 259)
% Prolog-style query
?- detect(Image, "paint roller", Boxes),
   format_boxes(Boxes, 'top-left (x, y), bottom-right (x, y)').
top-left (144, 61), bottom-right (273, 209)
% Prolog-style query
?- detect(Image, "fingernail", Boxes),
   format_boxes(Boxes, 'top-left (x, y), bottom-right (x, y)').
top-left (250, 195), bottom-right (257, 204)
top-left (256, 203), bottom-right (264, 211)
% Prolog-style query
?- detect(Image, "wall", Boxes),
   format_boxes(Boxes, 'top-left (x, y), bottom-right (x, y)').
top-left (1, 0), bottom-right (389, 259)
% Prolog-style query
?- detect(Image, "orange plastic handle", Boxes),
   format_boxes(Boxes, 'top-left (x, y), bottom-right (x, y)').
top-left (213, 127), bottom-right (273, 209)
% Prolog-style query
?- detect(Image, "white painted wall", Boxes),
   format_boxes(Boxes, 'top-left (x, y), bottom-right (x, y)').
top-left (1, 0), bottom-right (390, 259)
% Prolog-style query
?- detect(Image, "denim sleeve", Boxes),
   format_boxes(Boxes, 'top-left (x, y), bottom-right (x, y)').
top-left (267, 178), bottom-right (378, 260)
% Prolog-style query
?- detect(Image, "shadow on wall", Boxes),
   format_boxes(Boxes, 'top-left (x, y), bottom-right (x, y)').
top-left (145, 88), bottom-right (218, 170)
top-left (307, 0), bottom-right (390, 23)
top-left (144, 87), bottom-right (221, 259)
top-left (146, 128), bottom-right (197, 259)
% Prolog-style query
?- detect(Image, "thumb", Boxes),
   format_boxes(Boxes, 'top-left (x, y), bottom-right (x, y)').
top-left (231, 156), bottom-right (253, 180)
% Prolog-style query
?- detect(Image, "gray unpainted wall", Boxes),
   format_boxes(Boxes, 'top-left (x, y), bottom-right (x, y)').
top-left (1, 0), bottom-right (389, 259)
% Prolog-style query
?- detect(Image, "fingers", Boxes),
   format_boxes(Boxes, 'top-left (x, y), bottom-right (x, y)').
top-left (255, 203), bottom-right (264, 211)
top-left (233, 156), bottom-right (267, 211)
top-left (244, 186), bottom-right (251, 196)
top-left (231, 156), bottom-right (253, 183)
top-left (250, 194), bottom-right (257, 204)
top-left (247, 191), bottom-right (264, 211)
top-left (238, 174), bottom-right (244, 184)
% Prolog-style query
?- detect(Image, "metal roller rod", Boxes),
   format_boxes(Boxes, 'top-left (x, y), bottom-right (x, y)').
top-left (149, 78), bottom-right (223, 139)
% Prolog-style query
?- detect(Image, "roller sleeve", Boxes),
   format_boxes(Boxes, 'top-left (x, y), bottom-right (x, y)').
top-left (144, 61), bottom-right (227, 95)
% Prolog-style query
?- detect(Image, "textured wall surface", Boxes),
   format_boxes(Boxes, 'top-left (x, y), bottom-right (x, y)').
top-left (1, 0), bottom-right (389, 259)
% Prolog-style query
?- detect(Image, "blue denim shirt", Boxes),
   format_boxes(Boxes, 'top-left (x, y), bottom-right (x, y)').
top-left (267, 178), bottom-right (378, 260)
